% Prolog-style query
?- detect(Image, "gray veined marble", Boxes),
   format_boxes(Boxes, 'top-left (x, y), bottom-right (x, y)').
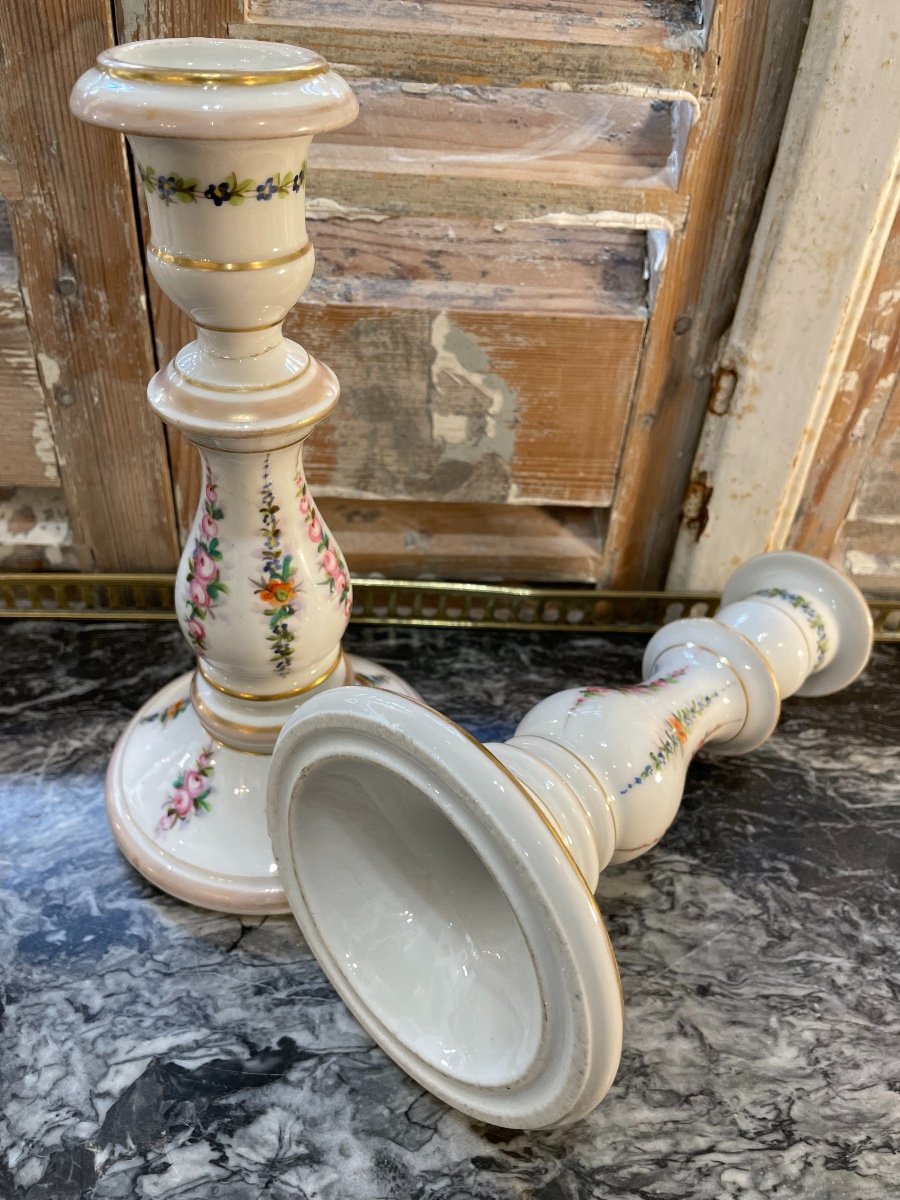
top-left (0, 620), bottom-right (898, 1199)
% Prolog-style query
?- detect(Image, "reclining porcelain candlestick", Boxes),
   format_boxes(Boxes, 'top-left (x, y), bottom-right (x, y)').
top-left (269, 552), bottom-right (873, 1130)
top-left (70, 39), bottom-right (418, 914)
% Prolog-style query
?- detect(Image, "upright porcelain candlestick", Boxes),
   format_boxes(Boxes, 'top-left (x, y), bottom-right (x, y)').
top-left (70, 39), bottom-right (418, 914)
top-left (269, 552), bottom-right (873, 1130)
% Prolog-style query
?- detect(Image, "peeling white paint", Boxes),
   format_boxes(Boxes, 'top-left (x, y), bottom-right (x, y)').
top-left (306, 197), bottom-right (390, 223)
top-left (845, 549), bottom-right (900, 576)
top-left (36, 352), bottom-right (60, 391)
top-left (31, 410), bottom-right (58, 479)
top-left (431, 411), bottom-right (471, 445)
top-left (520, 210), bottom-right (675, 234)
top-left (839, 369), bottom-right (860, 392)
top-left (593, 84), bottom-right (701, 124)
top-left (429, 312), bottom-right (517, 464)
top-left (865, 330), bottom-right (890, 352)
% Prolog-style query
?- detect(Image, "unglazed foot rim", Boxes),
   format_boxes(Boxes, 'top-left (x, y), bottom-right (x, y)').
top-left (721, 551), bottom-right (874, 697)
top-left (106, 657), bottom-right (420, 915)
top-left (268, 687), bottom-right (624, 1130)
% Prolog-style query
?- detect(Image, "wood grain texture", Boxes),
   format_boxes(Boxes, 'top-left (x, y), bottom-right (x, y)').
top-left (600, 0), bottom-right (815, 587)
top-left (307, 168), bottom-right (688, 227)
top-left (789, 209), bottom-right (900, 559)
top-left (291, 305), bottom-right (645, 507)
top-left (0, 216), bottom-right (59, 487)
top-left (315, 497), bottom-right (607, 582)
top-left (313, 81), bottom-right (678, 189)
top-left (235, 20), bottom-right (703, 93)
top-left (248, 0), bottom-right (704, 48)
top-left (308, 219), bottom-right (646, 316)
top-left (114, 0), bottom-right (241, 40)
top-left (0, 0), bottom-right (179, 569)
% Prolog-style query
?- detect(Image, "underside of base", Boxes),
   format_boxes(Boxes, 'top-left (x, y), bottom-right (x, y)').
top-left (105, 657), bottom-right (421, 914)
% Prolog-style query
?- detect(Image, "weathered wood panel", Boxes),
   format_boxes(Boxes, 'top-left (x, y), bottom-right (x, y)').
top-left (290, 303), bottom-right (645, 507)
top-left (601, 0), bottom-right (815, 587)
top-left (313, 82), bottom-right (679, 189)
top-left (308, 219), bottom-right (646, 316)
top-left (0, 0), bottom-right (179, 570)
top-left (790, 210), bottom-right (900, 561)
top-left (0, 207), bottom-right (59, 487)
top-left (249, 0), bottom-right (705, 47)
top-left (317, 497), bottom-right (607, 582)
top-left (240, 0), bottom-right (706, 92)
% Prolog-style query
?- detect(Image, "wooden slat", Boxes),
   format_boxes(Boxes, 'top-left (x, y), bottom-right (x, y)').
top-left (316, 498), bottom-right (607, 582)
top-left (600, 0), bottom-right (814, 586)
top-left (236, 22), bottom-right (702, 93)
top-left (313, 80), bottom-right (679, 190)
top-left (247, 0), bottom-right (705, 48)
top-left (0, 246), bottom-right (60, 487)
top-left (237, 0), bottom-right (706, 91)
top-left (307, 219), bottom-right (647, 316)
top-left (790, 209), bottom-right (900, 558)
top-left (309, 168), bottom-right (688, 228)
top-left (292, 305), bottom-right (645, 507)
top-left (0, 0), bottom-right (179, 570)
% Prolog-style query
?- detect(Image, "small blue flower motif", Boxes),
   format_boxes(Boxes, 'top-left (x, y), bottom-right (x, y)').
top-left (256, 177), bottom-right (276, 201)
top-left (292, 171), bottom-right (304, 193)
top-left (204, 181), bottom-right (233, 207)
top-left (156, 175), bottom-right (178, 203)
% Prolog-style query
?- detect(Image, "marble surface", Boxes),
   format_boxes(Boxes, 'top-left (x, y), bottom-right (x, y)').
top-left (0, 619), bottom-right (897, 1199)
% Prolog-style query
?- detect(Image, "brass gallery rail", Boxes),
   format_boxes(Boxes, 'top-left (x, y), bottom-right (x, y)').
top-left (0, 573), bottom-right (897, 641)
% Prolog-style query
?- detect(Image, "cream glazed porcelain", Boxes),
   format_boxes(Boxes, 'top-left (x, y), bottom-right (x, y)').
top-left (70, 39), bottom-right (418, 914)
top-left (269, 552), bottom-right (873, 1129)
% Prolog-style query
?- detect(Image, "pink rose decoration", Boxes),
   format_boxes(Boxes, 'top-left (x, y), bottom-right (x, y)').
top-left (201, 514), bottom-right (218, 540)
top-left (171, 788), bottom-right (193, 817)
top-left (299, 494), bottom-right (310, 516)
top-left (205, 484), bottom-right (217, 504)
top-left (159, 812), bottom-right (176, 831)
top-left (335, 571), bottom-right (349, 598)
top-left (183, 769), bottom-right (206, 800)
top-left (189, 579), bottom-right (209, 609)
top-left (194, 550), bottom-right (217, 583)
top-left (321, 548), bottom-right (338, 575)
top-left (186, 618), bottom-right (204, 642)
top-left (197, 752), bottom-right (212, 769)
top-left (307, 516), bottom-right (322, 543)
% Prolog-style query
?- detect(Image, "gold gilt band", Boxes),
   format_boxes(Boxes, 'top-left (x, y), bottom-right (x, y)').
top-left (100, 61), bottom-right (329, 88)
top-left (148, 242), bottom-right (312, 273)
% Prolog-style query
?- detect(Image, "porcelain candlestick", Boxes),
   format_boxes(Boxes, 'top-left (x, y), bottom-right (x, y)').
top-left (269, 551), bottom-right (874, 1129)
top-left (70, 38), bottom-right (418, 914)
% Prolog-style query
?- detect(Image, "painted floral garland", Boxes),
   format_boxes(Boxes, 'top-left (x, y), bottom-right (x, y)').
top-left (140, 697), bottom-right (190, 727)
top-left (755, 586), bottom-right (829, 666)
top-left (620, 690), bottom-right (719, 795)
top-left (253, 455), bottom-right (300, 675)
top-left (572, 666), bottom-right (689, 709)
top-left (297, 477), bottom-right (352, 618)
top-left (139, 164), bottom-right (305, 207)
top-left (184, 474), bottom-right (227, 655)
top-left (158, 744), bottom-right (215, 832)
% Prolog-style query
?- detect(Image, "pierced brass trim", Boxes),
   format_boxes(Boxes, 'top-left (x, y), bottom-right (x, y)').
top-left (149, 242), bottom-right (311, 272)
top-left (99, 60), bottom-right (329, 88)
top-left (0, 573), bottom-right (895, 641)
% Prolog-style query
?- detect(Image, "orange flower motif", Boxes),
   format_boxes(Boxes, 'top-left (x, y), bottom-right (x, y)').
top-left (259, 579), bottom-right (297, 606)
top-left (669, 716), bottom-right (689, 745)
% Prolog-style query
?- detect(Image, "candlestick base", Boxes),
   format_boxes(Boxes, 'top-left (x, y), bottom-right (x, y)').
top-left (106, 658), bottom-right (420, 914)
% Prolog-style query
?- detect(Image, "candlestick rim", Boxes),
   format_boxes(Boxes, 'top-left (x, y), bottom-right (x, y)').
top-left (268, 685), bottom-right (624, 1129)
top-left (722, 551), bottom-right (874, 697)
